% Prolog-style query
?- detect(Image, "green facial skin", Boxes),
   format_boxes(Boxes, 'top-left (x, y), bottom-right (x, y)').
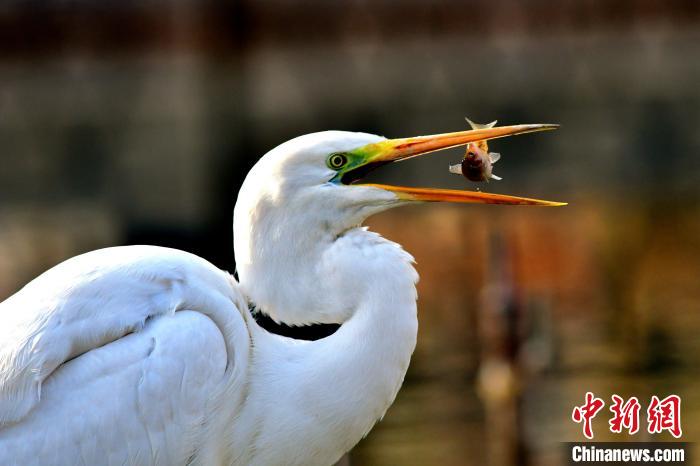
top-left (327, 141), bottom-right (394, 184)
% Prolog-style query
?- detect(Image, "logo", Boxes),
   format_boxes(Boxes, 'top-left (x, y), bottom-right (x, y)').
top-left (571, 392), bottom-right (682, 439)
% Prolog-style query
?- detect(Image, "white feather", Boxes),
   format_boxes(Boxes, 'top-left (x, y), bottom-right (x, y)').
top-left (0, 131), bottom-right (421, 466)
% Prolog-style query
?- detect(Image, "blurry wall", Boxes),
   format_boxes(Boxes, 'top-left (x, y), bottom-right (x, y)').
top-left (1, 1), bottom-right (699, 465)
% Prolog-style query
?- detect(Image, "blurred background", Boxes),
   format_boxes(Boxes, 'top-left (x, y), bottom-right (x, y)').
top-left (1, 0), bottom-right (699, 464)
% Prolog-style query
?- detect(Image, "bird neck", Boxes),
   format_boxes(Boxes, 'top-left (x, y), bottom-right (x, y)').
top-left (236, 228), bottom-right (419, 465)
top-left (234, 188), bottom-right (393, 325)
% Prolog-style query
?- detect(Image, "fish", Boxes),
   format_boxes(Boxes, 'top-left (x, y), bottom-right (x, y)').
top-left (449, 117), bottom-right (502, 182)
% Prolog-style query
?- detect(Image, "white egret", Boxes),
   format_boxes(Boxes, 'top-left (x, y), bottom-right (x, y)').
top-left (0, 124), bottom-right (561, 465)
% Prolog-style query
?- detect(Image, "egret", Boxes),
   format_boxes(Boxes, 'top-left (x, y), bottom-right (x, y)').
top-left (0, 124), bottom-right (561, 465)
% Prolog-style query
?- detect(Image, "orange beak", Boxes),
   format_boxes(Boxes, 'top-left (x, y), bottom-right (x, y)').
top-left (344, 123), bottom-right (565, 206)
top-left (362, 184), bottom-right (566, 206)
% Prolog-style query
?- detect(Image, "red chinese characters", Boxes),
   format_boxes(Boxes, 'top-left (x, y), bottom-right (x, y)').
top-left (572, 393), bottom-right (682, 439)
top-left (647, 395), bottom-right (682, 438)
top-left (609, 395), bottom-right (641, 435)
top-left (572, 392), bottom-right (605, 439)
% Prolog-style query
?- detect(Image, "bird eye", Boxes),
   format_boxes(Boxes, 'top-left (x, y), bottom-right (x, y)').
top-left (327, 153), bottom-right (348, 170)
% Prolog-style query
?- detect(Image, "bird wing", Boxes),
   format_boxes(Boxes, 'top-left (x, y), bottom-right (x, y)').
top-left (0, 246), bottom-right (251, 465)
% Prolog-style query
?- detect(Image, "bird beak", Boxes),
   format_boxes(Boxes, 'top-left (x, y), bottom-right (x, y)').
top-left (343, 123), bottom-right (566, 206)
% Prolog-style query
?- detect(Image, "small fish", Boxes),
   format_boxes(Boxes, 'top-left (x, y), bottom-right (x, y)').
top-left (449, 118), bottom-right (502, 182)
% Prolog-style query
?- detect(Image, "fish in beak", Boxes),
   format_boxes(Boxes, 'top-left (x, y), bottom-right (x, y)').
top-left (448, 118), bottom-right (503, 183)
top-left (335, 122), bottom-right (565, 206)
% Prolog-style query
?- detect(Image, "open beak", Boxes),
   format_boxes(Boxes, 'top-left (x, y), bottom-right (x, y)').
top-left (344, 123), bottom-right (565, 206)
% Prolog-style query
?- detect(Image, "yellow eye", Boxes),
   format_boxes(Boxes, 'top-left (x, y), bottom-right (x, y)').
top-left (327, 153), bottom-right (348, 170)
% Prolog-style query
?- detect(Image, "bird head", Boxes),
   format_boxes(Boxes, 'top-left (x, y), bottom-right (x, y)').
top-left (234, 125), bottom-right (562, 325)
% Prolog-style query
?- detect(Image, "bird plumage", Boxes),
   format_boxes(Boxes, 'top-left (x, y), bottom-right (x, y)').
top-left (0, 125), bottom-right (560, 465)
top-left (0, 246), bottom-right (251, 465)
top-left (0, 132), bottom-right (419, 466)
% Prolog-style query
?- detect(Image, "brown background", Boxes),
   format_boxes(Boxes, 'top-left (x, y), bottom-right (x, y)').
top-left (1, 1), bottom-right (699, 464)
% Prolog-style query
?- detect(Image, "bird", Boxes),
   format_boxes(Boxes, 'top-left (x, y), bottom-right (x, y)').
top-left (0, 123), bottom-right (561, 466)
